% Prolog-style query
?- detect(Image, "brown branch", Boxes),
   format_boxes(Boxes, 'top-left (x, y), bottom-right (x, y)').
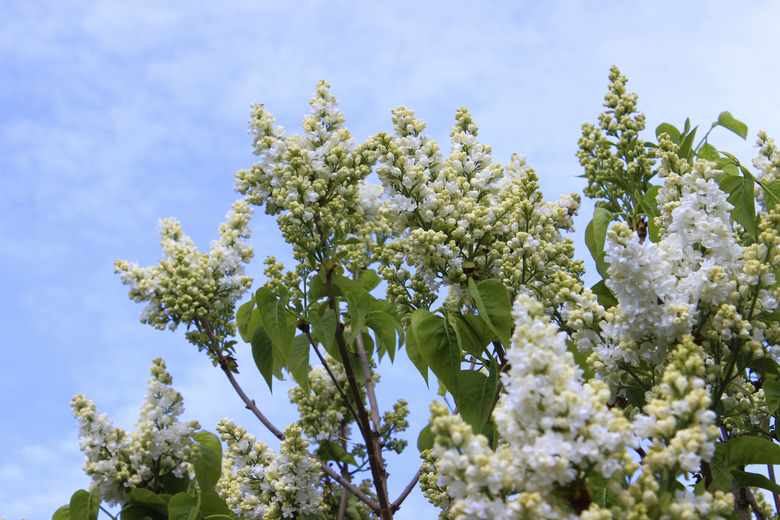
top-left (326, 273), bottom-right (394, 520)
top-left (355, 332), bottom-right (383, 434)
top-left (768, 463), bottom-right (780, 515)
top-left (733, 482), bottom-right (763, 520)
top-left (201, 319), bottom-right (286, 441)
top-left (198, 318), bottom-right (379, 512)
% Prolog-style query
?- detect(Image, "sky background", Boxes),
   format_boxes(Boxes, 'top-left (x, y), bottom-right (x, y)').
top-left (3, 1), bottom-right (780, 518)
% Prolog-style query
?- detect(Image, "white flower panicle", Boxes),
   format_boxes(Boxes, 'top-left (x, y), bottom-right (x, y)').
top-left (591, 160), bottom-right (754, 380)
top-left (115, 199), bottom-right (253, 348)
top-left (375, 107), bottom-right (582, 313)
top-left (754, 131), bottom-right (780, 209)
top-left (288, 364), bottom-right (351, 443)
top-left (494, 294), bottom-right (635, 487)
top-left (233, 81), bottom-right (381, 273)
top-left (216, 420), bottom-right (322, 519)
top-left (620, 337), bottom-right (732, 519)
top-left (71, 359), bottom-right (200, 505)
top-left (431, 293), bottom-right (634, 519)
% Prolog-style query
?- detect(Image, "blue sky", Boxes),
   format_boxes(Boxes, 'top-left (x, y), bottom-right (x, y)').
top-left (2, 1), bottom-right (780, 518)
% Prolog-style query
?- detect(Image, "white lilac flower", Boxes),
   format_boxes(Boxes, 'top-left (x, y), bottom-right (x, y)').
top-left (71, 359), bottom-right (199, 505)
top-left (430, 293), bottom-right (634, 518)
top-left (376, 107), bottom-right (581, 314)
top-left (115, 199), bottom-right (253, 349)
top-left (597, 160), bottom-right (747, 375)
top-left (216, 421), bottom-right (322, 519)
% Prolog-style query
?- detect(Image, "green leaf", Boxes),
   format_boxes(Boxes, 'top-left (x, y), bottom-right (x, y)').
top-left (119, 505), bottom-right (162, 520)
top-left (679, 126), bottom-right (698, 162)
top-left (482, 420), bottom-right (499, 450)
top-left (717, 111), bottom-right (748, 139)
top-left (357, 269), bottom-right (382, 291)
top-left (698, 142), bottom-right (720, 161)
top-left (193, 431), bottom-right (222, 493)
top-left (199, 491), bottom-right (234, 519)
top-left (288, 334), bottom-right (311, 391)
top-left (308, 272), bottom-right (328, 301)
top-left (590, 280), bottom-right (617, 309)
top-left (567, 339), bottom-right (594, 380)
top-left (467, 278), bottom-right (512, 349)
top-left (638, 185), bottom-right (661, 218)
top-left (168, 493), bottom-right (199, 520)
top-left (53, 506), bottom-right (71, 520)
top-left (731, 469), bottom-right (780, 495)
top-left (309, 308), bottom-right (338, 359)
top-left (717, 172), bottom-right (757, 239)
top-left (656, 123), bottom-right (681, 143)
top-left (591, 475), bottom-right (620, 509)
top-left (255, 287), bottom-right (294, 358)
top-left (345, 290), bottom-right (372, 342)
top-left (763, 179), bottom-right (780, 211)
top-left (127, 489), bottom-right (168, 514)
top-left (451, 314), bottom-right (494, 358)
top-left (236, 297), bottom-right (255, 342)
top-left (251, 325), bottom-right (276, 391)
top-left (709, 442), bottom-right (731, 491)
top-left (416, 314), bottom-right (461, 398)
top-left (715, 155), bottom-right (740, 176)
top-left (417, 423), bottom-right (434, 452)
top-left (331, 274), bottom-right (371, 300)
top-left (366, 310), bottom-right (399, 362)
top-left (69, 489), bottom-right (100, 520)
top-left (406, 309), bottom-right (432, 384)
top-left (764, 380), bottom-right (780, 415)
top-left (456, 361), bottom-right (498, 432)
top-left (584, 207), bottom-right (613, 269)
top-left (726, 435), bottom-right (780, 466)
top-left (161, 473), bottom-right (191, 495)
top-left (317, 440), bottom-right (357, 466)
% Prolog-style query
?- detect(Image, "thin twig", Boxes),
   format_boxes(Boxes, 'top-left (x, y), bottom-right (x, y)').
top-left (307, 330), bottom-right (364, 430)
top-left (391, 468), bottom-right (421, 512)
top-left (201, 319), bottom-right (286, 441)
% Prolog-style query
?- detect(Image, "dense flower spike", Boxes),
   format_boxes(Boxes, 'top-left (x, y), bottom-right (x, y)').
top-left (577, 65), bottom-right (655, 223)
top-left (115, 200), bottom-right (253, 358)
top-left (621, 337), bottom-right (733, 519)
top-left (71, 359), bottom-right (199, 505)
top-left (216, 420), bottom-right (322, 519)
top-left (289, 364), bottom-right (353, 443)
top-left (431, 293), bottom-right (635, 519)
top-left (375, 106), bottom-right (582, 314)
top-left (234, 81), bottom-right (383, 276)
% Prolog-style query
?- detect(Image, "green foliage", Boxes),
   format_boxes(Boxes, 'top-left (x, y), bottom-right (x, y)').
top-left (192, 431), bottom-right (222, 493)
top-left (69, 489), bottom-right (101, 520)
top-left (466, 279), bottom-right (512, 350)
top-left (414, 314), bottom-right (461, 398)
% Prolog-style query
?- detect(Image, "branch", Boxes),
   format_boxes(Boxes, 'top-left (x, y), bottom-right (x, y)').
top-left (201, 319), bottom-right (286, 441)
top-left (198, 319), bottom-right (379, 511)
top-left (306, 330), bottom-right (363, 428)
top-left (355, 332), bottom-right (383, 435)
top-left (326, 273), bottom-right (394, 520)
